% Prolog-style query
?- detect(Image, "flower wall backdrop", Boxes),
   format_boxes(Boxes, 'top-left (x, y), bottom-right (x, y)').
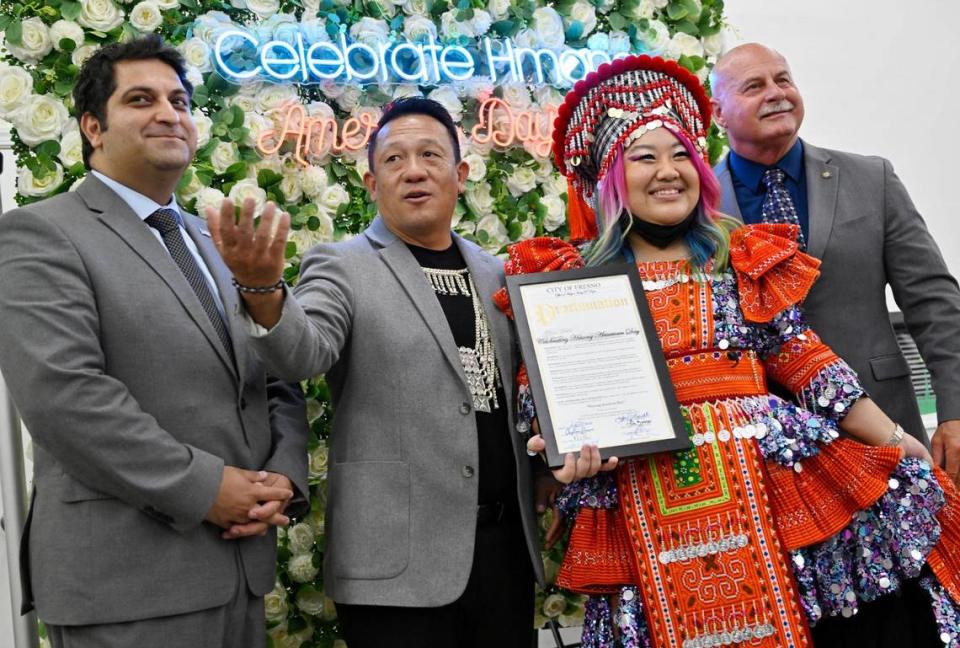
top-left (0, 0), bottom-right (725, 644)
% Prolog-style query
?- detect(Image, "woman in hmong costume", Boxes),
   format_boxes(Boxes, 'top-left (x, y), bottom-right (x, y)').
top-left (501, 55), bottom-right (960, 647)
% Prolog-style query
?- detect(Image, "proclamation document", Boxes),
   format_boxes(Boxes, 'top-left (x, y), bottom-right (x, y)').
top-left (507, 265), bottom-right (689, 467)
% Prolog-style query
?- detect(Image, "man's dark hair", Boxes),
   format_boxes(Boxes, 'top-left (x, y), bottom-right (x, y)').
top-left (73, 35), bottom-right (193, 168)
top-left (367, 97), bottom-right (461, 170)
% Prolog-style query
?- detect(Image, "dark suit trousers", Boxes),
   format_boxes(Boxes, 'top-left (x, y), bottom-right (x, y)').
top-left (336, 513), bottom-right (535, 648)
top-left (46, 549), bottom-right (265, 648)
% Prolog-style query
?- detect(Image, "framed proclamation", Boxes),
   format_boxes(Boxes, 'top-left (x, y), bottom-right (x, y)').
top-left (506, 264), bottom-right (690, 468)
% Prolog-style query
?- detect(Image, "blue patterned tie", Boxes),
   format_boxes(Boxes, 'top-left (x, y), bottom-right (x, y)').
top-left (145, 208), bottom-right (235, 362)
top-left (760, 168), bottom-right (806, 250)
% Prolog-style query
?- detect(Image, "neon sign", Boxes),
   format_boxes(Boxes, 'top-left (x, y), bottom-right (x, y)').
top-left (214, 29), bottom-right (627, 87)
top-left (258, 98), bottom-right (556, 165)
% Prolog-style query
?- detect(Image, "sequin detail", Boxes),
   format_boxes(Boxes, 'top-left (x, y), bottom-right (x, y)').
top-left (791, 459), bottom-right (944, 624)
top-left (920, 576), bottom-right (960, 647)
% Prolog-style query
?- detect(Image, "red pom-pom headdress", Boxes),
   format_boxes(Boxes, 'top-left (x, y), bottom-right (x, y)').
top-left (553, 55), bottom-right (712, 242)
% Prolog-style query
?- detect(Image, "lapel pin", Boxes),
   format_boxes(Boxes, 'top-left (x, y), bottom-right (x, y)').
top-left (821, 171), bottom-right (832, 179)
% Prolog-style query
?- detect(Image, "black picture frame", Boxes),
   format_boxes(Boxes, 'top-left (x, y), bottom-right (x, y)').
top-left (507, 263), bottom-right (691, 468)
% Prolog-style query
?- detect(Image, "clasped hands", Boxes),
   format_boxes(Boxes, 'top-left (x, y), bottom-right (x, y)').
top-left (205, 466), bottom-right (295, 540)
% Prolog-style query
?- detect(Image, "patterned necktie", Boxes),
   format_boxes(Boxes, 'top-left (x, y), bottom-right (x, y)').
top-left (145, 208), bottom-right (235, 361)
top-left (760, 168), bottom-right (806, 249)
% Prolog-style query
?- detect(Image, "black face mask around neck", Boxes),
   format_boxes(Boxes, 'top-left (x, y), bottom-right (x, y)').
top-left (630, 210), bottom-right (697, 249)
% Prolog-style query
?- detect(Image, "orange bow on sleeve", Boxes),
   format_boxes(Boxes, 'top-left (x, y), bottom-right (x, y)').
top-left (729, 223), bottom-right (821, 322)
top-left (493, 237), bottom-right (585, 319)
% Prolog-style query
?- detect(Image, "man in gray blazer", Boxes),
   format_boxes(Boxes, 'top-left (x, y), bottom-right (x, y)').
top-left (207, 97), bottom-right (546, 647)
top-left (710, 43), bottom-right (960, 477)
top-left (0, 36), bottom-right (308, 647)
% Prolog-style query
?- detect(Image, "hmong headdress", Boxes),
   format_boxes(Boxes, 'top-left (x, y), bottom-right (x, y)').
top-left (553, 55), bottom-right (712, 241)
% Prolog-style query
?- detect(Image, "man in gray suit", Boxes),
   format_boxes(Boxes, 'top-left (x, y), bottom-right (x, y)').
top-left (207, 97), bottom-right (546, 647)
top-left (0, 36), bottom-right (308, 647)
top-left (710, 43), bottom-right (960, 478)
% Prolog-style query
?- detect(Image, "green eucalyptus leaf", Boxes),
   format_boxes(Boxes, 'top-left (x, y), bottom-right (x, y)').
top-left (60, 1), bottom-right (81, 19)
top-left (665, 1), bottom-right (688, 21)
top-left (5, 20), bottom-right (23, 46)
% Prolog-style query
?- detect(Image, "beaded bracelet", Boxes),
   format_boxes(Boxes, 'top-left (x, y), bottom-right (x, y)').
top-left (885, 423), bottom-right (905, 447)
top-left (232, 278), bottom-right (284, 294)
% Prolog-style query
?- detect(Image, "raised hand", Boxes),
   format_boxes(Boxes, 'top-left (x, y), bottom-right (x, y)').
top-left (206, 198), bottom-right (290, 328)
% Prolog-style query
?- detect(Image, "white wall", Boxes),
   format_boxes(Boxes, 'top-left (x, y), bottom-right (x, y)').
top-left (721, 0), bottom-right (960, 307)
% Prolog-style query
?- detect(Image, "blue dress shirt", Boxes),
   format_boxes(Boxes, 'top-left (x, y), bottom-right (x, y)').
top-left (728, 139), bottom-right (809, 243)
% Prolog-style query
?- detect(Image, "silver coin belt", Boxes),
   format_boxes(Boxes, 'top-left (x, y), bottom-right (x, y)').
top-left (682, 623), bottom-right (776, 648)
top-left (658, 532), bottom-right (750, 565)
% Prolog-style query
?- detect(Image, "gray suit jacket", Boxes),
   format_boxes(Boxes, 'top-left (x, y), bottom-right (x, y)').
top-left (0, 175), bottom-right (308, 625)
top-left (715, 141), bottom-right (960, 440)
top-left (250, 216), bottom-right (545, 606)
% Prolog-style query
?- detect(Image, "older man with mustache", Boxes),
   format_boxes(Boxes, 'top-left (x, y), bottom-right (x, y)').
top-left (711, 44), bottom-right (960, 491)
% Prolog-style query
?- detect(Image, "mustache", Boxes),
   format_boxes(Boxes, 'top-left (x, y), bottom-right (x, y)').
top-left (758, 100), bottom-right (795, 117)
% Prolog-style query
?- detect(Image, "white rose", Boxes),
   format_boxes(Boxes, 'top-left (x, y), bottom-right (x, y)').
top-left (391, 84), bottom-right (422, 99)
top-left (209, 141), bottom-right (240, 174)
top-left (559, 594), bottom-right (587, 626)
top-left (0, 66), bottom-right (34, 119)
top-left (58, 128), bottom-right (84, 169)
top-left (71, 44), bottom-right (100, 67)
top-left (470, 9), bottom-right (492, 37)
top-left (510, 28), bottom-right (539, 50)
top-left (533, 158), bottom-right (554, 182)
top-left (349, 17), bottom-right (390, 46)
top-left (519, 218), bottom-right (535, 239)
top-left (246, 0), bottom-right (280, 19)
top-left (427, 86), bottom-right (463, 122)
top-left (543, 593), bottom-right (567, 618)
top-left (228, 93), bottom-right (259, 113)
top-left (300, 165), bottom-right (329, 199)
top-left (302, 0), bottom-right (320, 13)
top-left (192, 10), bottom-right (234, 44)
top-left (179, 38), bottom-right (212, 73)
top-left (269, 622), bottom-right (314, 648)
top-left (643, 20), bottom-right (670, 52)
top-left (264, 581), bottom-right (289, 622)
top-left (177, 167), bottom-right (205, 202)
top-left (532, 85), bottom-right (564, 108)
top-left (505, 166), bottom-right (537, 197)
top-left (501, 84), bottom-right (531, 110)
top-left (476, 214), bottom-right (508, 250)
top-left (287, 522), bottom-right (315, 555)
top-left (287, 553), bottom-right (320, 583)
top-left (68, 175), bottom-right (86, 192)
top-left (703, 32), bottom-right (724, 57)
top-left (17, 163), bottom-right (64, 197)
top-left (487, 0), bottom-right (510, 20)
top-left (13, 94), bottom-right (70, 147)
top-left (319, 182), bottom-right (350, 212)
top-left (403, 15), bottom-right (436, 41)
top-left (335, 86), bottom-right (362, 113)
top-left (651, 0), bottom-right (668, 6)
top-left (253, 155), bottom-right (283, 177)
top-left (289, 212), bottom-right (334, 251)
top-left (457, 77), bottom-right (493, 101)
top-left (279, 172), bottom-right (303, 203)
top-left (543, 173), bottom-right (566, 198)
top-left (463, 153), bottom-right (486, 182)
top-left (567, 0), bottom-right (597, 38)
top-left (318, 80), bottom-right (345, 100)
top-left (439, 10), bottom-right (472, 39)
top-left (596, 0), bottom-right (616, 14)
top-left (6, 18), bottom-right (52, 64)
top-left (669, 32), bottom-right (704, 59)
top-left (129, 1), bottom-right (163, 32)
top-left (531, 7), bottom-right (564, 49)
top-left (608, 30), bottom-right (631, 55)
top-left (352, 104), bottom-right (382, 127)
top-left (257, 85), bottom-right (298, 112)
top-left (630, 0), bottom-right (655, 19)
top-left (78, 0), bottom-right (125, 31)
top-left (294, 588), bottom-right (327, 616)
top-left (184, 66), bottom-right (202, 89)
top-left (541, 194), bottom-right (565, 231)
top-left (194, 187), bottom-right (226, 215)
top-left (49, 20), bottom-right (85, 52)
top-left (156, 0), bottom-right (179, 8)
top-left (228, 179), bottom-right (267, 215)
top-left (308, 444), bottom-right (329, 477)
top-left (465, 183), bottom-right (493, 217)
top-left (402, 0), bottom-right (429, 16)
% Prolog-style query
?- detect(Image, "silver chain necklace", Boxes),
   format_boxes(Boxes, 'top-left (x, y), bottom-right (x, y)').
top-left (422, 267), bottom-right (500, 413)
